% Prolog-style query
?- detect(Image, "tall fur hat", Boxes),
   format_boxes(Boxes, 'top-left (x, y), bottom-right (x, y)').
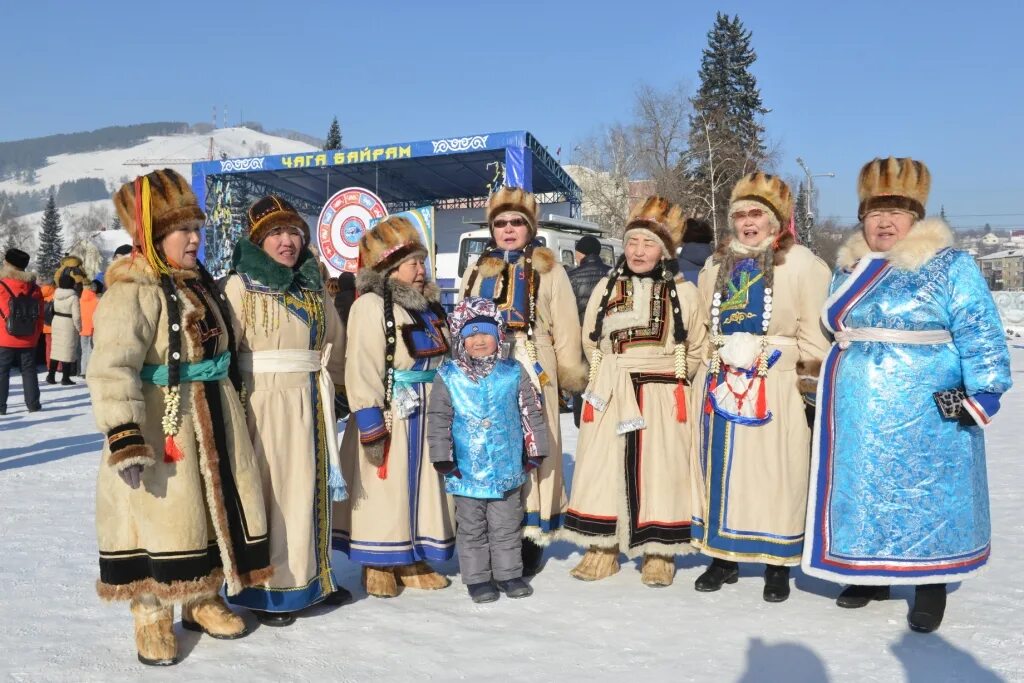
top-left (359, 215), bottom-right (427, 273)
top-left (486, 187), bottom-right (539, 238)
top-left (730, 172), bottom-right (793, 226)
top-left (623, 195), bottom-right (687, 257)
top-left (112, 168), bottom-right (205, 247)
top-left (54, 255), bottom-right (86, 286)
top-left (247, 195), bottom-right (310, 245)
top-left (857, 157), bottom-right (930, 220)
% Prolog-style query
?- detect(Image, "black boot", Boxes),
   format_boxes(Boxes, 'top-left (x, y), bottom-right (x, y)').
top-left (322, 586), bottom-right (353, 606)
top-left (252, 610), bottom-right (295, 627)
top-left (496, 577), bottom-right (534, 599)
top-left (763, 565), bottom-right (791, 603)
top-left (46, 360), bottom-right (57, 385)
top-left (836, 584), bottom-right (890, 608)
top-left (467, 582), bottom-right (499, 604)
top-left (694, 558), bottom-right (739, 592)
top-left (521, 538), bottom-right (544, 576)
top-left (909, 584), bottom-right (947, 633)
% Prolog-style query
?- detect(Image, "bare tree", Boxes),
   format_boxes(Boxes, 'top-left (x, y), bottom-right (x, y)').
top-left (633, 82), bottom-right (692, 203)
top-left (568, 123), bottom-right (640, 237)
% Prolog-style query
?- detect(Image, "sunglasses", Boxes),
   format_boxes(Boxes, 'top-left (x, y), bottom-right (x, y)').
top-left (492, 217), bottom-right (527, 229)
top-left (731, 208), bottom-right (766, 221)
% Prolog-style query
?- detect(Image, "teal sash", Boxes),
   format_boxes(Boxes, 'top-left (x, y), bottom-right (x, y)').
top-left (141, 351), bottom-right (231, 386)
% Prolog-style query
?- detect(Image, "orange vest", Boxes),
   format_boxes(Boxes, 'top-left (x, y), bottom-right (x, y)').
top-left (41, 284), bottom-right (56, 334)
top-left (80, 289), bottom-right (99, 336)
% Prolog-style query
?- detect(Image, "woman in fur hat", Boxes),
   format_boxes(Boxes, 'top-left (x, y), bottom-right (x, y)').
top-left (689, 173), bottom-right (832, 602)
top-left (332, 215), bottom-right (455, 598)
top-left (563, 196), bottom-right (708, 586)
top-left (220, 196), bottom-right (349, 625)
top-left (460, 187), bottom-right (588, 573)
top-left (47, 256), bottom-right (86, 384)
top-left (802, 157), bottom-right (1011, 632)
top-left (88, 169), bottom-right (272, 666)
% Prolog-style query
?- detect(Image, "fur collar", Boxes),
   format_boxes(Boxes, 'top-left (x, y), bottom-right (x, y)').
top-left (230, 238), bottom-right (322, 292)
top-left (714, 230), bottom-right (794, 266)
top-left (476, 245), bottom-right (556, 279)
top-left (355, 268), bottom-right (440, 311)
top-left (836, 218), bottom-right (954, 272)
top-left (104, 255), bottom-right (199, 287)
top-left (0, 263), bottom-right (37, 284)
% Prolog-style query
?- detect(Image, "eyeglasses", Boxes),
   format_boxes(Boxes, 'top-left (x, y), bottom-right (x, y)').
top-left (730, 208), bottom-right (766, 221)
top-left (492, 217), bottom-right (527, 229)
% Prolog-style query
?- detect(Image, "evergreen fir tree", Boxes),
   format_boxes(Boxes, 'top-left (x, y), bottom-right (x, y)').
top-left (36, 193), bottom-right (64, 280)
top-left (794, 181), bottom-right (812, 248)
top-left (109, 214), bottom-right (121, 232)
top-left (325, 117), bottom-right (343, 150)
top-left (687, 12), bottom-right (769, 237)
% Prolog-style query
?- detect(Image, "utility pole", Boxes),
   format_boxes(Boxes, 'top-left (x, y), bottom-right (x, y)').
top-left (795, 157), bottom-right (835, 248)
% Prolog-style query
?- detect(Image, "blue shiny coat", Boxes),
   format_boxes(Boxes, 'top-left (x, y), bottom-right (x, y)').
top-left (804, 238), bottom-right (1012, 585)
top-left (437, 359), bottom-right (526, 499)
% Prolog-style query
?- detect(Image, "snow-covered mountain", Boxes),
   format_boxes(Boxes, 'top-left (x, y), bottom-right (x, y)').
top-left (3, 126), bottom-right (315, 266)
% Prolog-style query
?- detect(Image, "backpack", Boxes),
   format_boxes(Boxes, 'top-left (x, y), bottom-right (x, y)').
top-left (0, 280), bottom-right (40, 337)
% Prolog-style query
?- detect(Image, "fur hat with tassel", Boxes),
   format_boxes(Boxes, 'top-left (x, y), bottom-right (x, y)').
top-left (247, 195), bottom-right (310, 245)
top-left (113, 169), bottom-right (205, 250)
top-left (729, 172), bottom-right (793, 232)
top-left (623, 195), bottom-right (687, 258)
top-left (487, 187), bottom-right (539, 239)
top-left (857, 157), bottom-right (930, 220)
top-left (358, 215), bottom-right (427, 274)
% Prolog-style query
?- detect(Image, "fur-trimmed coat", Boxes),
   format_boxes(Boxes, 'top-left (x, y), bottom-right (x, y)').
top-left (689, 233), bottom-right (832, 565)
top-left (88, 256), bottom-right (271, 603)
top-left (803, 218), bottom-right (1012, 584)
top-left (50, 287), bottom-right (81, 362)
top-left (564, 270), bottom-right (708, 557)
top-left (461, 246), bottom-right (587, 541)
top-left (332, 269), bottom-right (455, 565)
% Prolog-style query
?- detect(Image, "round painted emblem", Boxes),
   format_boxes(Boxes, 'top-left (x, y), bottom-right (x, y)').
top-left (316, 187), bottom-right (388, 274)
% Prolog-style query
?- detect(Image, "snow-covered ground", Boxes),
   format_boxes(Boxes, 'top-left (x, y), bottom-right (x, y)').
top-left (1, 352), bottom-right (1022, 682)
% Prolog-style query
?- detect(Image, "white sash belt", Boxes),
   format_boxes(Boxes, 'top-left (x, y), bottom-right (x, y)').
top-left (238, 345), bottom-right (342, 491)
top-left (834, 328), bottom-right (952, 349)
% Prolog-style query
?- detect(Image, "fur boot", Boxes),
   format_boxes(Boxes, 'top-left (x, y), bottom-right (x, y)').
top-left (640, 554), bottom-right (675, 587)
top-left (181, 594), bottom-right (248, 639)
top-left (395, 561), bottom-right (450, 590)
top-left (363, 566), bottom-right (400, 598)
top-left (130, 598), bottom-right (178, 666)
top-left (570, 546), bottom-right (620, 581)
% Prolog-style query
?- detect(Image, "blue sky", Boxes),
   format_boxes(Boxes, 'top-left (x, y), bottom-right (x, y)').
top-left (4, 0), bottom-right (1022, 227)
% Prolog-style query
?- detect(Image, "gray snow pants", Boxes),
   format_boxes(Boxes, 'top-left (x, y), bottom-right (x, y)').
top-left (454, 486), bottom-right (524, 585)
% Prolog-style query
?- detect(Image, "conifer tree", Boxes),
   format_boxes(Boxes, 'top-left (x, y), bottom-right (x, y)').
top-left (687, 13), bottom-right (769, 238)
top-left (794, 181), bottom-right (812, 248)
top-left (36, 193), bottom-right (64, 280)
top-left (325, 117), bottom-right (343, 150)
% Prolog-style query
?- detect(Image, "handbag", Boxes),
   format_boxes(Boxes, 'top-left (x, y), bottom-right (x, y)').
top-left (933, 388), bottom-right (967, 419)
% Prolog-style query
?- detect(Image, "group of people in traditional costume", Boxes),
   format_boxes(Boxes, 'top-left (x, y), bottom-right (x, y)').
top-left (88, 154), bottom-right (1010, 666)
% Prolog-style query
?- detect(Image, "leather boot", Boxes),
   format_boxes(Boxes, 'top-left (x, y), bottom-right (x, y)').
top-left (909, 584), bottom-right (947, 633)
top-left (130, 598), bottom-right (177, 666)
top-left (640, 554), bottom-right (675, 587)
top-left (570, 546), bottom-right (620, 581)
top-left (836, 585), bottom-right (890, 608)
top-left (395, 561), bottom-right (450, 590)
top-left (522, 537), bottom-right (544, 576)
top-left (363, 566), bottom-right (399, 598)
top-left (181, 595), bottom-right (248, 639)
top-left (763, 565), bottom-right (791, 603)
top-left (694, 558), bottom-right (739, 592)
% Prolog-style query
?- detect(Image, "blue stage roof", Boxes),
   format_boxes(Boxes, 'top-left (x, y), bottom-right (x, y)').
top-left (191, 130), bottom-right (580, 216)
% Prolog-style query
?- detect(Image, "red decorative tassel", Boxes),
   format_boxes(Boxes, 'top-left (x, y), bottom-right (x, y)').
top-left (163, 435), bottom-right (183, 463)
top-left (675, 382), bottom-right (687, 422)
top-left (582, 400), bottom-right (595, 423)
top-left (705, 374), bottom-right (718, 415)
top-left (756, 376), bottom-right (767, 419)
top-left (376, 439), bottom-right (391, 480)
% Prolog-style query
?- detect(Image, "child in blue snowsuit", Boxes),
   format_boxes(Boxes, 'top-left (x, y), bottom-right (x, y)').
top-left (426, 296), bottom-right (548, 603)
